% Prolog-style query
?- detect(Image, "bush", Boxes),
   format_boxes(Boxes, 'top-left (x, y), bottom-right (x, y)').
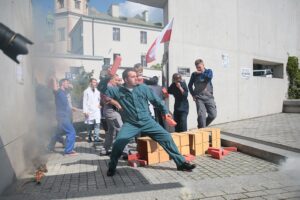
top-left (286, 56), bottom-right (300, 99)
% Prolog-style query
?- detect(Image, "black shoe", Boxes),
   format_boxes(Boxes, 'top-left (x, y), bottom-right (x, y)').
top-left (107, 168), bottom-right (116, 177)
top-left (122, 153), bottom-right (128, 160)
top-left (177, 162), bottom-right (196, 171)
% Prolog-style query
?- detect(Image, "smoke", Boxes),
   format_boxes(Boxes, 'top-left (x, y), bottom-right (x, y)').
top-left (279, 157), bottom-right (300, 185)
top-left (19, 1), bottom-right (59, 174)
top-left (118, 1), bottom-right (163, 23)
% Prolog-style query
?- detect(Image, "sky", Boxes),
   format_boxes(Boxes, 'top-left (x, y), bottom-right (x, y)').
top-left (32, 0), bottom-right (163, 23)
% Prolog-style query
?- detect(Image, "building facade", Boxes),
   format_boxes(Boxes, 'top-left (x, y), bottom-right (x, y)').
top-left (54, 0), bottom-right (164, 79)
top-left (0, 0), bottom-right (37, 194)
top-left (130, 0), bottom-right (300, 129)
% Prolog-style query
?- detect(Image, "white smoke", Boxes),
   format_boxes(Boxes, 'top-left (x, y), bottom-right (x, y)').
top-left (279, 157), bottom-right (300, 185)
top-left (119, 1), bottom-right (163, 23)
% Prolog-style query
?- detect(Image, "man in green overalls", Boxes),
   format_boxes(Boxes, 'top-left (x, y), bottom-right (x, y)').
top-left (99, 68), bottom-right (196, 176)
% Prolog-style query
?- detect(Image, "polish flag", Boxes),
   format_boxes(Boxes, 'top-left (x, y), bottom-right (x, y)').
top-left (146, 18), bottom-right (174, 63)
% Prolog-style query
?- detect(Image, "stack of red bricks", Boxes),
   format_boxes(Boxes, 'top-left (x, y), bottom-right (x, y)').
top-left (133, 128), bottom-right (236, 166)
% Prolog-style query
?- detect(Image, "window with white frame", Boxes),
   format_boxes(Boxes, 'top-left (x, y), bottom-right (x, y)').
top-left (113, 53), bottom-right (121, 62)
top-left (140, 31), bottom-right (147, 44)
top-left (113, 27), bottom-right (120, 41)
top-left (58, 0), bottom-right (64, 8)
top-left (74, 0), bottom-right (81, 9)
top-left (141, 55), bottom-right (147, 67)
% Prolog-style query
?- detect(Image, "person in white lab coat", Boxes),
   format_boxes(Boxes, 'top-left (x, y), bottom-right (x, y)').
top-left (83, 78), bottom-right (102, 142)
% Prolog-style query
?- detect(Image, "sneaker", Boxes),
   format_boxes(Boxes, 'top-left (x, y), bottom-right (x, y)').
top-left (94, 138), bottom-right (104, 143)
top-left (65, 151), bottom-right (78, 156)
top-left (100, 149), bottom-right (111, 156)
top-left (122, 152), bottom-right (128, 160)
top-left (107, 168), bottom-right (116, 177)
top-left (177, 162), bottom-right (196, 171)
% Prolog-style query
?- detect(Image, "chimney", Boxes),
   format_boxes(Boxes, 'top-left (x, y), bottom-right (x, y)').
top-left (142, 10), bottom-right (149, 22)
top-left (109, 4), bottom-right (120, 18)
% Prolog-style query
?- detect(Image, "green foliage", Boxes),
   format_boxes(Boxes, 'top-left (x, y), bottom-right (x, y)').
top-left (71, 68), bottom-right (94, 108)
top-left (286, 56), bottom-right (300, 99)
top-left (150, 63), bottom-right (162, 70)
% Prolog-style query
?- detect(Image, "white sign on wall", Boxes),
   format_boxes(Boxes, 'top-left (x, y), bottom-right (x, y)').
top-left (222, 54), bottom-right (229, 68)
top-left (240, 67), bottom-right (251, 79)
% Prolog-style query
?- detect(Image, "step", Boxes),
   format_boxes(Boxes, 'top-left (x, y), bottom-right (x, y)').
top-left (221, 132), bottom-right (300, 164)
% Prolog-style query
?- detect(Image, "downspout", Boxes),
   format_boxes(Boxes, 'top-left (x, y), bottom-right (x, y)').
top-left (92, 17), bottom-right (94, 56)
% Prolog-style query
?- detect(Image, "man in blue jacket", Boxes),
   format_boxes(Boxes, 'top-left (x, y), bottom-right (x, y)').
top-left (48, 79), bottom-right (77, 155)
top-left (188, 59), bottom-right (217, 128)
top-left (100, 68), bottom-right (196, 176)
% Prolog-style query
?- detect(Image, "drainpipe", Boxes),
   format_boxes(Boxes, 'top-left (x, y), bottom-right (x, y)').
top-left (92, 18), bottom-right (94, 56)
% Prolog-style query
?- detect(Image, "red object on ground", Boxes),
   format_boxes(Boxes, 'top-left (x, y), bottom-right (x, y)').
top-left (184, 154), bottom-right (196, 162)
top-left (162, 87), bottom-right (169, 98)
top-left (109, 56), bottom-right (122, 76)
top-left (210, 150), bottom-right (223, 160)
top-left (223, 147), bottom-right (238, 152)
top-left (208, 147), bottom-right (220, 154)
top-left (222, 149), bottom-right (230, 156)
top-left (128, 160), bottom-right (138, 167)
top-left (128, 153), bottom-right (147, 167)
top-left (128, 153), bottom-right (140, 161)
top-left (137, 159), bottom-right (147, 166)
top-left (164, 115), bottom-right (177, 127)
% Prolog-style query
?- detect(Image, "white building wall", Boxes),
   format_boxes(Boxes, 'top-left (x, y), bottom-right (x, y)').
top-left (167, 0), bottom-right (300, 129)
top-left (55, 14), bottom-right (81, 53)
top-left (0, 0), bottom-right (36, 194)
top-left (82, 18), bottom-right (163, 67)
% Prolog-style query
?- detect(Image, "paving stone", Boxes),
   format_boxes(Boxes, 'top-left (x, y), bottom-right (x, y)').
top-left (243, 186), bottom-right (267, 192)
top-left (222, 193), bottom-right (247, 200)
top-left (244, 191), bottom-right (269, 198)
top-left (283, 185), bottom-right (300, 192)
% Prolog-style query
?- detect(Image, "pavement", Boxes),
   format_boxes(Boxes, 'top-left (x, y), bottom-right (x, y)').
top-left (1, 113), bottom-right (300, 200)
top-left (214, 113), bottom-right (300, 152)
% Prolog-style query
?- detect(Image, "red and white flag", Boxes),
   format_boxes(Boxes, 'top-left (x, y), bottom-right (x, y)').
top-left (146, 18), bottom-right (174, 63)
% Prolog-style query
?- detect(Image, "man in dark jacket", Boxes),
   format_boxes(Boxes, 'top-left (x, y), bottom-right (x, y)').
top-left (188, 59), bottom-right (217, 128)
top-left (168, 73), bottom-right (189, 132)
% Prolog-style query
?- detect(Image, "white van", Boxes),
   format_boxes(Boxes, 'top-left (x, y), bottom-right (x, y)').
top-left (253, 69), bottom-right (273, 78)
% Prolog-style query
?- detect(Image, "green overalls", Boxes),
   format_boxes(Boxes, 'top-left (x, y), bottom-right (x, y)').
top-left (100, 80), bottom-right (185, 170)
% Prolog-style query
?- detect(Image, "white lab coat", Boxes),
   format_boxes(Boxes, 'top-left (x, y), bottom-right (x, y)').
top-left (83, 87), bottom-right (101, 124)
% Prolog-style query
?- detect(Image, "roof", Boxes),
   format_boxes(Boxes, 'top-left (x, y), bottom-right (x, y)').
top-left (88, 7), bottom-right (163, 29)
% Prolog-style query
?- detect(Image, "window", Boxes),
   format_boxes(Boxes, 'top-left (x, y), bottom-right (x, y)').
top-left (74, 0), bottom-right (81, 9)
top-left (253, 59), bottom-right (283, 79)
top-left (68, 66), bottom-right (83, 79)
top-left (113, 53), bottom-right (120, 62)
top-left (140, 31), bottom-right (147, 44)
top-left (58, 0), bottom-right (64, 8)
top-left (113, 27), bottom-right (120, 41)
top-left (141, 55), bottom-right (147, 67)
top-left (58, 27), bottom-right (65, 41)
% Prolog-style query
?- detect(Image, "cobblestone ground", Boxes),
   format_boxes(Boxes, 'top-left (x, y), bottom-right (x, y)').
top-left (2, 141), bottom-right (299, 200)
top-left (214, 113), bottom-right (300, 151)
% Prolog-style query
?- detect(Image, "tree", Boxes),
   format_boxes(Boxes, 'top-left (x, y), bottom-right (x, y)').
top-left (286, 56), bottom-right (300, 99)
top-left (71, 68), bottom-right (94, 108)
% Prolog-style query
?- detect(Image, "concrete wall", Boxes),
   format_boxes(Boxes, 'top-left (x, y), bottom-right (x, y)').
top-left (81, 17), bottom-right (164, 67)
top-left (167, 0), bottom-right (300, 129)
top-left (0, 0), bottom-right (36, 194)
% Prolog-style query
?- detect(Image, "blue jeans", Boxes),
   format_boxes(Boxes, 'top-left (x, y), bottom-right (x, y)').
top-left (87, 120), bottom-right (100, 141)
top-left (49, 118), bottom-right (76, 153)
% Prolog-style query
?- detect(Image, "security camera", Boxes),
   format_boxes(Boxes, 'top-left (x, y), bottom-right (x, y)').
top-left (0, 23), bottom-right (33, 64)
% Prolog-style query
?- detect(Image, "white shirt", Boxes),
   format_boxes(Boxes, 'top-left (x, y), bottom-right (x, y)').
top-left (83, 87), bottom-right (101, 124)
